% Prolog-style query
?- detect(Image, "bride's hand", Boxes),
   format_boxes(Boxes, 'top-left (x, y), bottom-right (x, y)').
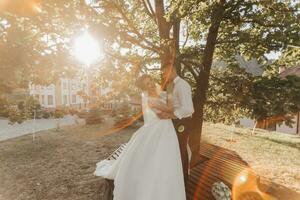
top-left (148, 99), bottom-right (158, 109)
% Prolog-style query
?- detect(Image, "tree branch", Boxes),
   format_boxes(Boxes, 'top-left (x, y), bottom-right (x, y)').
top-left (118, 31), bottom-right (159, 52)
top-left (141, 0), bottom-right (157, 24)
top-left (182, 22), bottom-right (189, 48)
top-left (112, 1), bottom-right (160, 52)
top-left (146, 0), bottom-right (156, 16)
top-left (106, 51), bottom-right (159, 65)
top-left (182, 61), bottom-right (198, 81)
top-left (241, 19), bottom-right (285, 28)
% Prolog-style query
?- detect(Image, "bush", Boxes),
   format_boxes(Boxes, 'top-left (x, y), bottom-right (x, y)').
top-left (19, 97), bottom-right (41, 119)
top-left (0, 98), bottom-right (9, 118)
top-left (68, 108), bottom-right (79, 116)
top-left (6, 96), bottom-right (41, 124)
top-left (53, 108), bottom-right (65, 119)
top-left (8, 107), bottom-right (23, 124)
top-left (41, 110), bottom-right (51, 119)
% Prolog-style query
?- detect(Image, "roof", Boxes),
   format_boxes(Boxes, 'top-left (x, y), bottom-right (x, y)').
top-left (279, 66), bottom-right (300, 78)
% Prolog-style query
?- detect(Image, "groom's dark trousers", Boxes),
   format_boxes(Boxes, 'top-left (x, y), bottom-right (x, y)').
top-left (172, 117), bottom-right (192, 195)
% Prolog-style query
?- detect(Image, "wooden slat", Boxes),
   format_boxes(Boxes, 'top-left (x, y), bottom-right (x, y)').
top-left (103, 142), bottom-right (300, 200)
top-left (107, 143), bottom-right (127, 160)
top-left (187, 143), bottom-right (300, 200)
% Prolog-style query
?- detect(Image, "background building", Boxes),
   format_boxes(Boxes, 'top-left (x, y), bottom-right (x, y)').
top-left (29, 77), bottom-right (88, 109)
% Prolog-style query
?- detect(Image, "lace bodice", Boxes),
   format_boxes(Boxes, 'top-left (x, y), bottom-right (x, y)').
top-left (141, 92), bottom-right (167, 124)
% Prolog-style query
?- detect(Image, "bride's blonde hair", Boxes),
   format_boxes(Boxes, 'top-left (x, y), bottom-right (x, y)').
top-left (135, 74), bottom-right (152, 91)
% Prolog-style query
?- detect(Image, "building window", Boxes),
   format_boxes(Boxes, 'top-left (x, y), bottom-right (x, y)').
top-left (72, 95), bottom-right (76, 104)
top-left (41, 95), bottom-right (45, 105)
top-left (72, 83), bottom-right (76, 90)
top-left (35, 94), bottom-right (39, 100)
top-left (63, 95), bottom-right (68, 105)
top-left (48, 95), bottom-right (54, 106)
top-left (63, 82), bottom-right (67, 90)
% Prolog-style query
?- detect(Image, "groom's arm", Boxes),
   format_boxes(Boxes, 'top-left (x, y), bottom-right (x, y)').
top-left (148, 95), bottom-right (174, 113)
top-left (157, 111), bottom-right (176, 119)
top-left (157, 82), bottom-right (194, 120)
top-left (173, 81), bottom-right (194, 119)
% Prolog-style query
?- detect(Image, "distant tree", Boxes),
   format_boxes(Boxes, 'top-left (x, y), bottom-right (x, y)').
top-left (205, 62), bottom-right (300, 129)
top-left (53, 108), bottom-right (65, 131)
top-left (250, 76), bottom-right (300, 127)
top-left (204, 65), bottom-right (252, 125)
top-left (276, 46), bottom-right (300, 67)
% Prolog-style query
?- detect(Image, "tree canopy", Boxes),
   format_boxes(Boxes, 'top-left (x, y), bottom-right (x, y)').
top-left (1, 0), bottom-right (300, 151)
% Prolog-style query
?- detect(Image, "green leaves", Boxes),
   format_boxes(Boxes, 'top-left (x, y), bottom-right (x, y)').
top-left (249, 76), bottom-right (300, 121)
top-left (205, 64), bottom-right (300, 126)
top-left (204, 66), bottom-right (252, 124)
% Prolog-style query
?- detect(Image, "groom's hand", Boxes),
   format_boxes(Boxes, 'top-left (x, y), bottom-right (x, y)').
top-left (157, 112), bottom-right (171, 119)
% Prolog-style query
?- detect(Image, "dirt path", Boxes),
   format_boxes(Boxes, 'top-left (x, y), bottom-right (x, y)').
top-left (0, 115), bottom-right (85, 142)
top-left (0, 122), bottom-right (137, 200)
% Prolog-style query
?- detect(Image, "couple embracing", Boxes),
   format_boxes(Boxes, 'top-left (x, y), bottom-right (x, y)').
top-left (94, 62), bottom-right (198, 200)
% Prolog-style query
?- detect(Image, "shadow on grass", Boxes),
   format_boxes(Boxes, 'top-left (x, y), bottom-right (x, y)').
top-left (230, 131), bottom-right (300, 150)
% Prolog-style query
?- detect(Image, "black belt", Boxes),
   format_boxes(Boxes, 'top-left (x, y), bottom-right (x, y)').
top-left (172, 116), bottom-right (193, 134)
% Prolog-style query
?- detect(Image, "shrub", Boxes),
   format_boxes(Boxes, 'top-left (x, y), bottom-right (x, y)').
top-left (0, 98), bottom-right (9, 118)
top-left (20, 97), bottom-right (41, 119)
top-left (6, 96), bottom-right (41, 123)
top-left (68, 108), bottom-right (78, 115)
top-left (53, 109), bottom-right (64, 119)
top-left (8, 107), bottom-right (23, 124)
top-left (41, 110), bottom-right (51, 119)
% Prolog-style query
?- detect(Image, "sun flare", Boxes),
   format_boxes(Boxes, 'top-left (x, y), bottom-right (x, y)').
top-left (73, 32), bottom-right (102, 66)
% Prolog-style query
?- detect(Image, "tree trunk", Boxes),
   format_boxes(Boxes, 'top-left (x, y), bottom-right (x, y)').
top-left (189, 1), bottom-right (226, 155)
top-left (173, 19), bottom-right (181, 74)
top-left (154, 0), bottom-right (172, 70)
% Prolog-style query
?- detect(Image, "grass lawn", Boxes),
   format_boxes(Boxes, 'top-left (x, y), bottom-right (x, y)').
top-left (202, 122), bottom-right (300, 193)
top-left (0, 122), bottom-right (137, 200)
top-left (0, 121), bottom-right (299, 200)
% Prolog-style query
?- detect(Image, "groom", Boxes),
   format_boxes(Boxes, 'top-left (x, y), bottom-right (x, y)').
top-left (155, 62), bottom-right (194, 193)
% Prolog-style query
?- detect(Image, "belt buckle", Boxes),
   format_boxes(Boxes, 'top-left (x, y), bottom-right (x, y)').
top-left (178, 125), bottom-right (185, 133)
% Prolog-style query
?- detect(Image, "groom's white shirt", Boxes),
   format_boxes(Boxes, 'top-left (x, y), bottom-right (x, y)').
top-left (172, 76), bottom-right (194, 119)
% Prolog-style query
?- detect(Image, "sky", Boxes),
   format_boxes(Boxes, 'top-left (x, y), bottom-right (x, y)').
top-left (265, 51), bottom-right (282, 60)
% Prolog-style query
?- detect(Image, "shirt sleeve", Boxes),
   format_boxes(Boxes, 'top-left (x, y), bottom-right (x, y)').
top-left (173, 81), bottom-right (194, 119)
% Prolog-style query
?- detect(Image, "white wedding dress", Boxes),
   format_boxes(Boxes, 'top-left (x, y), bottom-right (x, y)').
top-left (94, 92), bottom-right (186, 200)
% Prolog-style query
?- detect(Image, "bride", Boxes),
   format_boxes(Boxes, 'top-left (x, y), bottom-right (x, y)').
top-left (94, 74), bottom-right (186, 200)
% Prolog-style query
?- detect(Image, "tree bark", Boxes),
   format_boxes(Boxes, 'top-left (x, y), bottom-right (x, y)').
top-left (173, 19), bottom-right (182, 75)
top-left (154, 0), bottom-right (172, 68)
top-left (189, 1), bottom-right (226, 155)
